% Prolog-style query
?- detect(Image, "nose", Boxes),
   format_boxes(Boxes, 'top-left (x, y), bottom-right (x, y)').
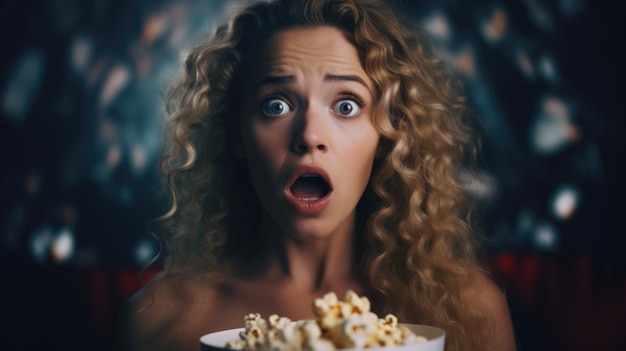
top-left (290, 106), bottom-right (328, 154)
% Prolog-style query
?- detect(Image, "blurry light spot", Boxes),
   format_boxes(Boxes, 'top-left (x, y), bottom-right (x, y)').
top-left (2, 48), bottom-right (45, 122)
top-left (100, 65), bottom-right (130, 106)
top-left (142, 13), bottom-right (169, 45)
top-left (422, 12), bottom-right (452, 43)
top-left (480, 6), bottom-right (508, 43)
top-left (566, 124), bottom-right (581, 142)
top-left (544, 97), bottom-right (569, 119)
top-left (134, 237), bottom-right (157, 267)
top-left (530, 115), bottom-right (569, 154)
top-left (106, 143), bottom-right (122, 168)
top-left (131, 145), bottom-right (147, 173)
top-left (52, 228), bottom-right (75, 263)
top-left (530, 96), bottom-right (577, 155)
top-left (514, 49), bottom-right (535, 80)
top-left (459, 170), bottom-right (496, 200)
top-left (29, 225), bottom-right (54, 263)
top-left (538, 52), bottom-right (560, 85)
top-left (532, 221), bottom-right (559, 251)
top-left (453, 47), bottom-right (476, 77)
top-left (70, 34), bottom-right (94, 75)
top-left (551, 184), bottom-right (581, 220)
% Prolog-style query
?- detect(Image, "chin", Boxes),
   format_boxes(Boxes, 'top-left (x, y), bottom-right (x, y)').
top-left (282, 220), bottom-right (340, 242)
top-left (264, 202), bottom-right (355, 242)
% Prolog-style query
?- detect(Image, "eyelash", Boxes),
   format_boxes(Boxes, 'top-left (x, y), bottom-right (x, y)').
top-left (337, 94), bottom-right (365, 107)
top-left (259, 93), bottom-right (366, 118)
top-left (332, 94), bottom-right (365, 118)
top-left (261, 95), bottom-right (293, 117)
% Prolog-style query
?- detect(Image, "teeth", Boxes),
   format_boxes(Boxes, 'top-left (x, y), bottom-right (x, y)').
top-left (302, 197), bottom-right (320, 201)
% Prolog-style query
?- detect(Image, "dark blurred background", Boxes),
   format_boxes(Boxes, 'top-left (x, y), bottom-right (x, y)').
top-left (1, 0), bottom-right (624, 350)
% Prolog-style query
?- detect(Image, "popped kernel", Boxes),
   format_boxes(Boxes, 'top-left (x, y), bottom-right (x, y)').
top-left (224, 290), bottom-right (427, 350)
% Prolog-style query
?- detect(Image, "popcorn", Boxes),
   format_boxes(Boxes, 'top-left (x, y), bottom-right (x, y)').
top-left (224, 291), bottom-right (428, 350)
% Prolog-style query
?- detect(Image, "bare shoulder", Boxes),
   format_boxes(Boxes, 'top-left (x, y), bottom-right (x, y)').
top-left (117, 272), bottom-right (221, 351)
top-left (468, 269), bottom-right (517, 351)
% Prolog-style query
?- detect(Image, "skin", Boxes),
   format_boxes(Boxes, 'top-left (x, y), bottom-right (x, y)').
top-left (236, 25), bottom-right (380, 288)
top-left (118, 26), bottom-right (516, 351)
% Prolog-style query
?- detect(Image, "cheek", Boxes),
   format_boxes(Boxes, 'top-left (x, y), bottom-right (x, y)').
top-left (242, 125), bottom-right (288, 178)
top-left (342, 130), bottom-right (379, 179)
top-left (247, 124), bottom-right (285, 155)
top-left (353, 127), bottom-right (380, 159)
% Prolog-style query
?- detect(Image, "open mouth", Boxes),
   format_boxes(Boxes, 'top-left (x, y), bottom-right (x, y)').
top-left (285, 166), bottom-right (333, 214)
top-left (290, 174), bottom-right (331, 201)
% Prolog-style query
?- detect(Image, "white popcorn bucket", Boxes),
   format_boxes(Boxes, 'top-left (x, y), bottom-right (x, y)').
top-left (200, 324), bottom-right (445, 351)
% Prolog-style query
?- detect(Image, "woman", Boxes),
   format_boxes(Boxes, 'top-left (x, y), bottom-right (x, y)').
top-left (120, 0), bottom-right (516, 350)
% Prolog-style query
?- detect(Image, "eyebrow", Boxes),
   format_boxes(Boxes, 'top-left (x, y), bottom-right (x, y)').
top-left (256, 74), bottom-right (370, 90)
top-left (256, 75), bottom-right (295, 87)
top-left (324, 74), bottom-right (370, 89)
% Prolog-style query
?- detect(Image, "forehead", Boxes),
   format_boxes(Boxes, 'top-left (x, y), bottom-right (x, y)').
top-left (246, 26), bottom-right (371, 88)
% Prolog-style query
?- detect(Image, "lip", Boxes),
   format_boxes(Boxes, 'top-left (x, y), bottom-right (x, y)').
top-left (284, 165), bottom-right (333, 215)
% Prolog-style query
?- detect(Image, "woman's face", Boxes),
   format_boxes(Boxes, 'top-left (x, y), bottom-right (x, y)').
top-left (238, 26), bottom-right (379, 241)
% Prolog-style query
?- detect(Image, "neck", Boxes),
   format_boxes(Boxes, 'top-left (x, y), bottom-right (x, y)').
top-left (257, 210), bottom-right (360, 293)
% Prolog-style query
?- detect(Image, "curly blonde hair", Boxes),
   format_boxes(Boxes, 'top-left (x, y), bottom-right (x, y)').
top-left (158, 0), bottom-right (491, 349)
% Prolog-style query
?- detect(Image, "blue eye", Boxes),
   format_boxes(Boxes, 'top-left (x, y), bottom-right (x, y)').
top-left (262, 98), bottom-right (291, 116)
top-left (333, 99), bottom-right (360, 117)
